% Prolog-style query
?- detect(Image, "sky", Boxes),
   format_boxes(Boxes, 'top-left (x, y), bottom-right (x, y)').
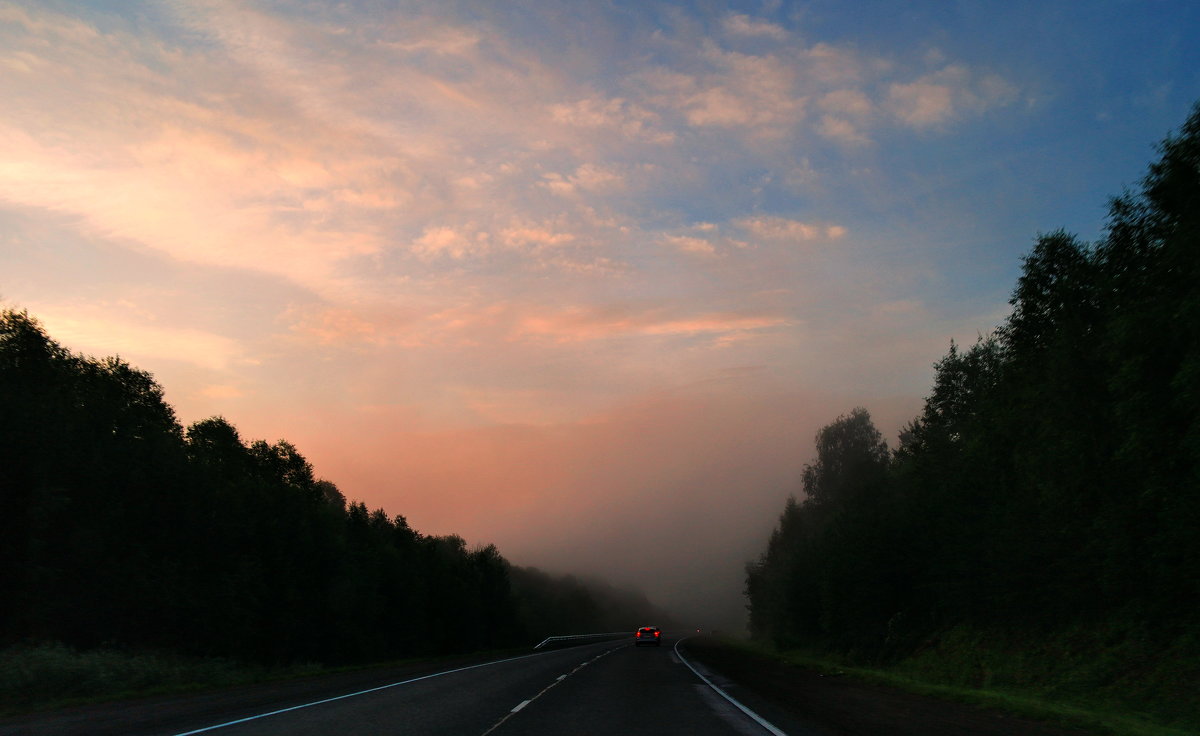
top-left (3, 0), bottom-right (1199, 630)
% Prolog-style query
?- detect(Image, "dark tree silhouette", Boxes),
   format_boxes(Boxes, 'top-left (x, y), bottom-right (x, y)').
top-left (1, 309), bottom-right (669, 665)
top-left (746, 103), bottom-right (1200, 685)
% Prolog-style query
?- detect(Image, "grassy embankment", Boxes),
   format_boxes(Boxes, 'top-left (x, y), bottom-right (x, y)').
top-left (719, 626), bottom-right (1199, 736)
top-left (0, 640), bottom-right (530, 716)
top-left (0, 642), bottom-right (324, 715)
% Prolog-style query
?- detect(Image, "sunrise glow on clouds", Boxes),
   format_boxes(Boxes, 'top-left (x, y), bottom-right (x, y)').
top-left (3, 0), bottom-right (1198, 625)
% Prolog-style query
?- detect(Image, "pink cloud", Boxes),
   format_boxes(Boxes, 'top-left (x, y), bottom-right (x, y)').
top-left (722, 14), bottom-right (790, 40)
top-left (548, 97), bottom-right (674, 143)
top-left (31, 309), bottom-right (244, 372)
top-left (817, 115), bottom-right (871, 145)
top-left (514, 305), bottom-right (788, 343)
top-left (735, 215), bottom-right (846, 242)
top-left (411, 225), bottom-right (489, 261)
top-left (500, 224), bottom-right (576, 250)
top-left (887, 64), bottom-right (1019, 129)
top-left (662, 234), bottom-right (718, 256)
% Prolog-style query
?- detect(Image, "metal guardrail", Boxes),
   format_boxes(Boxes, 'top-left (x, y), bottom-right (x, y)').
top-left (533, 631), bottom-right (630, 649)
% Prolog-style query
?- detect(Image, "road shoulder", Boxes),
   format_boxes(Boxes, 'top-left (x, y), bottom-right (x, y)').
top-left (677, 637), bottom-right (1095, 736)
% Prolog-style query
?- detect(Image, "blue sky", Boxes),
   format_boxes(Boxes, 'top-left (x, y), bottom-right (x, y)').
top-left (2, 0), bottom-right (1198, 626)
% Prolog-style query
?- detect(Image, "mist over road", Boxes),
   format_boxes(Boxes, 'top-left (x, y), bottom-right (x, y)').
top-left (2, 638), bottom-right (800, 736)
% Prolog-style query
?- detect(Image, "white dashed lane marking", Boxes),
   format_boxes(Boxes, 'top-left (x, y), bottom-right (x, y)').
top-left (479, 644), bottom-right (624, 736)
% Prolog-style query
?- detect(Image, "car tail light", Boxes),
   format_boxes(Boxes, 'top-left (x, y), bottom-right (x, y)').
top-left (654, 631), bottom-right (660, 637)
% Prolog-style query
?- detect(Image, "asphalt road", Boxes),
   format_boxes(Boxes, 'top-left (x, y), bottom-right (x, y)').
top-left (0, 637), bottom-right (797, 736)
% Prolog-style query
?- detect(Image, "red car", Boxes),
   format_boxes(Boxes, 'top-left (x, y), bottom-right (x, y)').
top-left (634, 626), bottom-right (662, 647)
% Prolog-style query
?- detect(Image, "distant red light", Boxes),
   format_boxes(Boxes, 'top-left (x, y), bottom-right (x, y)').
top-left (654, 631), bottom-right (660, 637)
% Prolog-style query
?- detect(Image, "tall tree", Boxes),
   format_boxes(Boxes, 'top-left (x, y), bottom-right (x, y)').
top-left (801, 407), bottom-right (890, 512)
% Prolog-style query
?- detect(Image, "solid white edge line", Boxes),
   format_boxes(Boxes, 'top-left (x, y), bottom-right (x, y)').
top-left (511, 699), bottom-right (532, 713)
top-left (171, 648), bottom-right (571, 736)
top-left (674, 637), bottom-right (788, 736)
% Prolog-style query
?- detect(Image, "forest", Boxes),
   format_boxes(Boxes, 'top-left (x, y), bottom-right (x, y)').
top-left (0, 315), bottom-right (666, 668)
top-left (745, 104), bottom-right (1200, 721)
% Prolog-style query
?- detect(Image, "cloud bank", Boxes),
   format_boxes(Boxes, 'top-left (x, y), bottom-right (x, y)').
top-left (1, 0), bottom-right (1036, 627)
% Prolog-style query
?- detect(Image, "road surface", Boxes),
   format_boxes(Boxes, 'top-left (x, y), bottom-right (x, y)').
top-left (0, 636), bottom-right (802, 736)
top-left (2, 636), bottom-right (1093, 735)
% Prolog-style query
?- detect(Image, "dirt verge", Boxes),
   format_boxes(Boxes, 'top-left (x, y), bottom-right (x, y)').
top-left (679, 637), bottom-right (1097, 736)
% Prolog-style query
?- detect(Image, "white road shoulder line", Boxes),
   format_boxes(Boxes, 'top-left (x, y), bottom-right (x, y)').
top-left (674, 638), bottom-right (788, 736)
top-left (511, 699), bottom-right (531, 713)
top-left (173, 648), bottom-right (565, 736)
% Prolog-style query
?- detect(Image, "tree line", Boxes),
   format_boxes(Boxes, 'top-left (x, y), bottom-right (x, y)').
top-left (0, 315), bottom-right (664, 665)
top-left (746, 103), bottom-right (1200, 660)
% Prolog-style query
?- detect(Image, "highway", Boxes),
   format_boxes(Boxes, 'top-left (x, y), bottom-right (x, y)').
top-left (0, 636), bottom-right (802, 736)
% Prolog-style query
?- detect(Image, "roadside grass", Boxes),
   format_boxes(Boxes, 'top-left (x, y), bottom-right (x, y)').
top-left (0, 641), bottom-right (535, 716)
top-left (713, 633), bottom-right (1198, 736)
top-left (0, 641), bottom-right (323, 715)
